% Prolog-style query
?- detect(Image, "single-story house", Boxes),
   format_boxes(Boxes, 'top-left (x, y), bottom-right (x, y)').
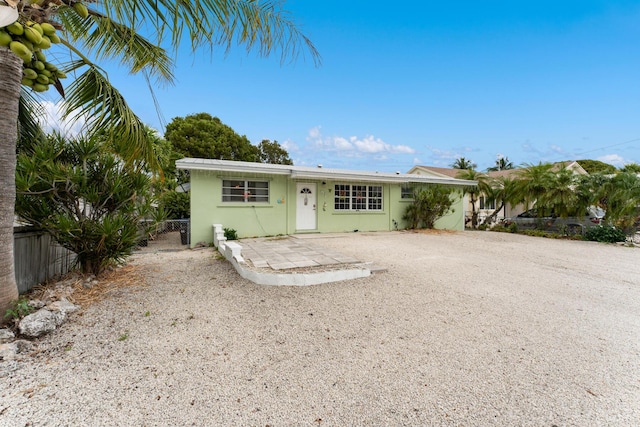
top-left (176, 158), bottom-right (476, 244)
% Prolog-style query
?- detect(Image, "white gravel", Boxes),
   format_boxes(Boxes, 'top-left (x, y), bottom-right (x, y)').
top-left (1, 230), bottom-right (640, 426)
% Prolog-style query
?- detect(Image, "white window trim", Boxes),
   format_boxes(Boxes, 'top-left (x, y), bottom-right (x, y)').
top-left (222, 179), bottom-right (270, 203)
top-left (334, 184), bottom-right (383, 211)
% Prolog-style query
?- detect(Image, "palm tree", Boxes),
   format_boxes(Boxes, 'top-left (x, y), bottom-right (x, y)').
top-left (545, 164), bottom-right (579, 217)
top-left (487, 156), bottom-right (515, 172)
top-left (0, 0), bottom-right (320, 314)
top-left (602, 172), bottom-right (640, 229)
top-left (483, 176), bottom-right (519, 225)
top-left (455, 168), bottom-right (488, 229)
top-left (451, 157), bottom-right (477, 170)
top-left (514, 162), bottom-right (554, 215)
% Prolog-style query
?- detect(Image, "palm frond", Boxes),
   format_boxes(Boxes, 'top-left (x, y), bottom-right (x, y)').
top-left (60, 64), bottom-right (159, 171)
top-left (102, 0), bottom-right (321, 65)
top-left (17, 90), bottom-right (46, 153)
top-left (57, 5), bottom-right (174, 83)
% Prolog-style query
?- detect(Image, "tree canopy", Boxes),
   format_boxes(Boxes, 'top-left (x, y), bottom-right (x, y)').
top-left (257, 139), bottom-right (293, 165)
top-left (165, 113), bottom-right (259, 161)
top-left (576, 159), bottom-right (617, 174)
top-left (451, 157), bottom-right (477, 170)
top-left (165, 113), bottom-right (293, 165)
top-left (487, 156), bottom-right (515, 172)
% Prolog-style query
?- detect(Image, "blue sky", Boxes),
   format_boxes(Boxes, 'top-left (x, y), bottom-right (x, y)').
top-left (46, 0), bottom-right (640, 172)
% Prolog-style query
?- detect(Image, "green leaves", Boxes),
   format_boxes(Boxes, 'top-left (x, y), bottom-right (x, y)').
top-left (58, 5), bottom-right (174, 82)
top-left (403, 185), bottom-right (456, 229)
top-left (164, 112), bottom-right (259, 161)
top-left (60, 64), bottom-right (159, 171)
top-left (101, 0), bottom-right (321, 65)
top-left (15, 134), bottom-right (156, 275)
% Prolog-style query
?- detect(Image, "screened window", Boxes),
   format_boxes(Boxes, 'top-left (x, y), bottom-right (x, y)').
top-left (334, 184), bottom-right (383, 211)
top-left (222, 179), bottom-right (269, 203)
top-left (401, 186), bottom-right (414, 199)
top-left (479, 196), bottom-right (495, 210)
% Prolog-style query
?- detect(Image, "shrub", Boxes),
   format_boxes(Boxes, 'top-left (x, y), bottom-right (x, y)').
top-left (402, 185), bottom-right (455, 229)
top-left (224, 227), bottom-right (238, 240)
top-left (159, 191), bottom-right (190, 219)
top-left (15, 134), bottom-right (157, 275)
top-left (583, 226), bottom-right (626, 243)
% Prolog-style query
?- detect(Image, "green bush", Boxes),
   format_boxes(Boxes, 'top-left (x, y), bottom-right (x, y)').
top-left (15, 134), bottom-right (157, 275)
top-left (583, 226), bottom-right (626, 243)
top-left (224, 227), bottom-right (238, 240)
top-left (402, 185), bottom-right (455, 229)
top-left (159, 191), bottom-right (190, 219)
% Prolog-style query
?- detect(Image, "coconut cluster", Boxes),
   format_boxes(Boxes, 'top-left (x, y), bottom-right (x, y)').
top-left (0, 1), bottom-right (89, 92)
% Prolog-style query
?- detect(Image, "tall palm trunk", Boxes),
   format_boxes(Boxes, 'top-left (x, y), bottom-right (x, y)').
top-left (0, 47), bottom-right (22, 315)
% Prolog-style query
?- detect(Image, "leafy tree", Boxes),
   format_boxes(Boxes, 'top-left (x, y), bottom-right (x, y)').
top-left (402, 186), bottom-right (456, 229)
top-left (0, 1), bottom-right (319, 313)
top-left (451, 157), bottom-right (477, 170)
top-left (15, 134), bottom-right (156, 275)
top-left (487, 156), bottom-right (515, 172)
top-left (576, 159), bottom-right (616, 174)
top-left (159, 191), bottom-right (190, 220)
top-left (620, 163), bottom-right (640, 174)
top-left (165, 113), bottom-right (260, 161)
top-left (257, 139), bottom-right (293, 165)
top-left (455, 168), bottom-right (488, 229)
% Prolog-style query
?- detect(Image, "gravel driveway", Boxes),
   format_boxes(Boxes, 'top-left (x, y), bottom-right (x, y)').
top-left (2, 231), bottom-right (639, 426)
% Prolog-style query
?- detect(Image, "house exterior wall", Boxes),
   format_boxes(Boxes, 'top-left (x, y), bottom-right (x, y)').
top-left (189, 170), bottom-right (465, 244)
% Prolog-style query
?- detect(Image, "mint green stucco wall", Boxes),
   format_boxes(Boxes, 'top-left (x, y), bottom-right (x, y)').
top-left (189, 170), bottom-right (465, 244)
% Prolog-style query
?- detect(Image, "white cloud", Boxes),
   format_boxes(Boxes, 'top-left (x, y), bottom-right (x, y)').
top-left (550, 144), bottom-right (563, 154)
top-left (281, 139), bottom-right (299, 153)
top-left (308, 125), bottom-right (322, 139)
top-left (40, 100), bottom-right (86, 137)
top-left (334, 136), bottom-right (353, 150)
top-left (597, 154), bottom-right (625, 166)
top-left (426, 146), bottom-right (474, 164)
top-left (306, 127), bottom-right (415, 156)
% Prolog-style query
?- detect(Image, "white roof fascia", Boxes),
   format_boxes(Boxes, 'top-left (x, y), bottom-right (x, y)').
top-left (176, 158), bottom-right (475, 186)
top-left (176, 158), bottom-right (291, 175)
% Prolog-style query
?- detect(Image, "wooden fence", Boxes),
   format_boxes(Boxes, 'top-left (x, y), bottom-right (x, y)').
top-left (14, 227), bottom-right (76, 294)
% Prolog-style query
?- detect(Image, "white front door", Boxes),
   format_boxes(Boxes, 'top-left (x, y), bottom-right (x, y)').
top-left (296, 183), bottom-right (317, 230)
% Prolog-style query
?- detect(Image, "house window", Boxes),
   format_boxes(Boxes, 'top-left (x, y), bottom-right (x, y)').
top-left (334, 184), bottom-right (383, 211)
top-left (401, 186), bottom-right (414, 199)
top-left (222, 179), bottom-right (269, 203)
top-left (479, 196), bottom-right (495, 210)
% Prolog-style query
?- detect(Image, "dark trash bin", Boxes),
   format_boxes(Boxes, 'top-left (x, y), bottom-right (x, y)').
top-left (177, 219), bottom-right (190, 245)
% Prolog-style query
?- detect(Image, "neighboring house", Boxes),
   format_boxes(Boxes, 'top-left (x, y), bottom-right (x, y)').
top-left (176, 158), bottom-right (475, 244)
top-left (408, 161), bottom-right (590, 226)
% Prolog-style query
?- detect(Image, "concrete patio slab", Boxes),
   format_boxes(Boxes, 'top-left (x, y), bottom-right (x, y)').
top-left (215, 234), bottom-right (380, 285)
